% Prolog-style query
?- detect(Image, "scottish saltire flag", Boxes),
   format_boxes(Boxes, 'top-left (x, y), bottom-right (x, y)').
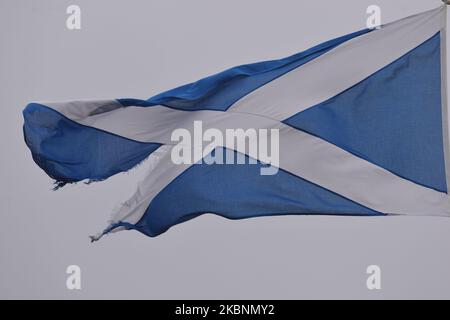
top-left (23, 6), bottom-right (450, 239)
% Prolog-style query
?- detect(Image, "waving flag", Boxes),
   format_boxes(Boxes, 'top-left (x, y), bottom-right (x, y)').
top-left (23, 6), bottom-right (450, 239)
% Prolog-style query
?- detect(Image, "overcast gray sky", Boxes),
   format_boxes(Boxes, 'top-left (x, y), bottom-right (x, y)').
top-left (1, 0), bottom-right (449, 299)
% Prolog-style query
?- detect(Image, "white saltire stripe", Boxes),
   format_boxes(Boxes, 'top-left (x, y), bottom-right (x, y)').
top-left (41, 102), bottom-right (450, 222)
top-left (39, 99), bottom-right (124, 120)
top-left (227, 6), bottom-right (445, 120)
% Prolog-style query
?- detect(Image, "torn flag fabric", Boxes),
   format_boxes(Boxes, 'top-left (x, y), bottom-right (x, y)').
top-left (23, 6), bottom-right (450, 239)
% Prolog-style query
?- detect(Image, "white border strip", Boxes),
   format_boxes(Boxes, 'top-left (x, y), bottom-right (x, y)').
top-left (440, 5), bottom-right (450, 193)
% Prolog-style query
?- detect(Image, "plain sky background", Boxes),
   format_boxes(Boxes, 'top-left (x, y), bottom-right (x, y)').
top-left (1, 0), bottom-right (450, 299)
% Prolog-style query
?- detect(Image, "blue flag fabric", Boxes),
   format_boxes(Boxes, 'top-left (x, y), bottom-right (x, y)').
top-left (23, 6), bottom-right (450, 239)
